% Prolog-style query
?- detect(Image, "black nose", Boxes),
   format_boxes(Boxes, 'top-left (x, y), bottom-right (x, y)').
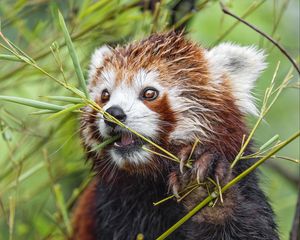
top-left (104, 106), bottom-right (127, 128)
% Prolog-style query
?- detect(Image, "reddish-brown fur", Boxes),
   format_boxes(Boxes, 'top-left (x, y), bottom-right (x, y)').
top-left (71, 178), bottom-right (98, 240)
top-left (144, 93), bottom-right (177, 142)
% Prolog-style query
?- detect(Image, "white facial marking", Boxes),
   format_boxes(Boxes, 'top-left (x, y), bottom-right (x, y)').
top-left (91, 68), bottom-right (162, 166)
top-left (134, 69), bottom-right (163, 91)
top-left (90, 68), bottom-right (116, 100)
top-left (109, 148), bottom-right (152, 167)
top-left (205, 43), bottom-right (266, 115)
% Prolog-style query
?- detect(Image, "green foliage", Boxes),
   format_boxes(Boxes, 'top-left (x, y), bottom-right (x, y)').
top-left (0, 1), bottom-right (299, 240)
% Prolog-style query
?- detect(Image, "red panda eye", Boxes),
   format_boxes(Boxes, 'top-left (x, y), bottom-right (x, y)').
top-left (101, 89), bottom-right (110, 102)
top-left (142, 87), bottom-right (159, 101)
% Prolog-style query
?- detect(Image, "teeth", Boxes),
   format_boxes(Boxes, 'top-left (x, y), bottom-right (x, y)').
top-left (114, 142), bottom-right (121, 147)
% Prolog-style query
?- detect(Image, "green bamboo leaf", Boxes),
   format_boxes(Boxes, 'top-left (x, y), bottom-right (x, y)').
top-left (0, 54), bottom-right (22, 62)
top-left (30, 110), bottom-right (57, 115)
top-left (0, 95), bottom-right (65, 111)
top-left (47, 103), bottom-right (86, 120)
top-left (259, 134), bottom-right (280, 151)
top-left (41, 96), bottom-right (83, 104)
top-left (5, 38), bottom-right (36, 64)
top-left (0, 54), bottom-right (31, 62)
top-left (91, 135), bottom-right (120, 152)
top-left (58, 10), bottom-right (89, 97)
top-left (66, 85), bottom-right (86, 99)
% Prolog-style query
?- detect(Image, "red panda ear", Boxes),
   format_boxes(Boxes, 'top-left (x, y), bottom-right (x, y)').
top-left (205, 43), bottom-right (267, 115)
top-left (88, 45), bottom-right (112, 82)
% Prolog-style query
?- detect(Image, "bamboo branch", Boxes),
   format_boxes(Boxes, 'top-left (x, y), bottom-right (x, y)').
top-left (220, 2), bottom-right (300, 75)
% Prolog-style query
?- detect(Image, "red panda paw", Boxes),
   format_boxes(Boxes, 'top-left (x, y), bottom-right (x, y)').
top-left (168, 145), bottom-right (232, 207)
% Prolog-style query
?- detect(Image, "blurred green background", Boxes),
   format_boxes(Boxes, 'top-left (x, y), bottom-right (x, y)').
top-left (0, 0), bottom-right (299, 239)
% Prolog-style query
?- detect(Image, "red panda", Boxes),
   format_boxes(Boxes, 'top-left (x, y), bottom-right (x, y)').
top-left (72, 31), bottom-right (278, 240)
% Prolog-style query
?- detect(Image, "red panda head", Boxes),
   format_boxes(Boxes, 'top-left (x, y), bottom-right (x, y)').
top-left (81, 32), bottom-right (266, 176)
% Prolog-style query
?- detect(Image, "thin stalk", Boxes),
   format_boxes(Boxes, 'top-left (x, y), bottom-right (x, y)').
top-left (153, 183), bottom-right (202, 206)
top-left (188, 138), bottom-right (200, 161)
top-left (176, 185), bottom-right (200, 202)
top-left (231, 63), bottom-right (288, 168)
top-left (220, 1), bottom-right (300, 75)
top-left (153, 195), bottom-right (175, 206)
top-left (274, 155), bottom-right (299, 164)
top-left (53, 184), bottom-right (72, 237)
top-left (215, 1), bottom-right (265, 44)
top-left (142, 146), bottom-right (191, 167)
top-left (50, 42), bottom-right (67, 84)
top-left (8, 196), bottom-right (16, 240)
top-left (91, 135), bottom-right (120, 152)
top-left (58, 10), bottom-right (89, 97)
top-left (231, 110), bottom-right (262, 168)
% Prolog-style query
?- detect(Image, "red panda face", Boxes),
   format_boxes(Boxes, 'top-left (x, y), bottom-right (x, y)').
top-left (91, 67), bottom-right (171, 167)
top-left (81, 32), bottom-right (266, 175)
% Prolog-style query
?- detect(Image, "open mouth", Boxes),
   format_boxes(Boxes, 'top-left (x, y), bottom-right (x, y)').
top-left (113, 132), bottom-right (144, 152)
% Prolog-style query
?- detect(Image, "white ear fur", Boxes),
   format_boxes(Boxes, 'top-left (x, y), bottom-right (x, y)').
top-left (205, 43), bottom-right (266, 115)
top-left (88, 45), bottom-right (112, 81)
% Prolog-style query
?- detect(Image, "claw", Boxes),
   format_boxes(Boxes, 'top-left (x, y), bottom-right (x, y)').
top-left (168, 171), bottom-right (181, 198)
top-left (180, 157), bottom-right (186, 174)
top-left (178, 145), bottom-right (192, 173)
top-left (196, 167), bottom-right (202, 184)
top-left (194, 160), bottom-right (204, 184)
top-left (172, 184), bottom-right (180, 199)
